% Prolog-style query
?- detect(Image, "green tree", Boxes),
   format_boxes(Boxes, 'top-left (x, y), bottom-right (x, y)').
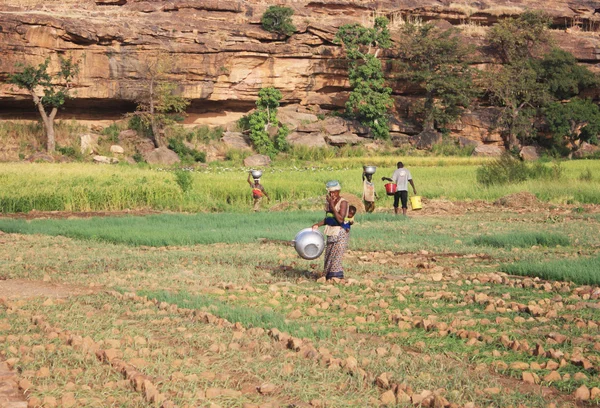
top-left (484, 62), bottom-right (550, 149)
top-left (543, 98), bottom-right (600, 155)
top-left (261, 6), bottom-right (296, 37)
top-left (243, 87), bottom-right (289, 158)
top-left (335, 17), bottom-right (393, 140)
top-left (9, 56), bottom-right (79, 153)
top-left (132, 52), bottom-right (189, 148)
top-left (534, 48), bottom-right (598, 100)
top-left (487, 11), bottom-right (552, 64)
top-left (395, 23), bottom-right (477, 131)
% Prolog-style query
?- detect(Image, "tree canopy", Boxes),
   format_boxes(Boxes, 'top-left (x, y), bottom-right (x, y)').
top-left (335, 17), bottom-right (393, 140)
top-left (261, 6), bottom-right (296, 37)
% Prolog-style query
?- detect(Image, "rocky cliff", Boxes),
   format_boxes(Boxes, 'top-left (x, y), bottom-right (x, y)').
top-left (1, 0), bottom-right (599, 138)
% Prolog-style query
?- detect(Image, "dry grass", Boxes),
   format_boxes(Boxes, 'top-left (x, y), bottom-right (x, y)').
top-left (456, 22), bottom-right (488, 37)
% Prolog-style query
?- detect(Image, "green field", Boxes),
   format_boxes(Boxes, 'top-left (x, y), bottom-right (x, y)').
top-left (1, 159), bottom-right (599, 212)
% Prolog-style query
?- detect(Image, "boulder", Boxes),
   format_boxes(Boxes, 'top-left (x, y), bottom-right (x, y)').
top-left (143, 147), bottom-right (180, 165)
top-left (118, 129), bottom-right (137, 141)
top-left (93, 155), bottom-right (118, 164)
top-left (519, 145), bottom-right (542, 161)
top-left (325, 133), bottom-right (363, 146)
top-left (414, 129), bottom-right (442, 150)
top-left (297, 117), bottom-right (347, 135)
top-left (286, 131), bottom-right (327, 148)
top-left (110, 145), bottom-right (125, 154)
top-left (80, 134), bottom-right (100, 155)
top-left (572, 142), bottom-right (600, 159)
top-left (25, 153), bottom-right (54, 163)
top-left (243, 154), bottom-right (271, 167)
top-left (472, 144), bottom-right (505, 157)
top-left (391, 133), bottom-right (412, 147)
top-left (221, 132), bottom-right (252, 150)
top-left (277, 106), bottom-right (319, 130)
top-left (458, 137), bottom-right (481, 148)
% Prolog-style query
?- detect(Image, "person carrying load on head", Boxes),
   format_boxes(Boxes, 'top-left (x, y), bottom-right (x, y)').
top-left (311, 180), bottom-right (350, 281)
top-left (362, 171), bottom-right (377, 213)
top-left (382, 161), bottom-right (417, 216)
top-left (247, 172), bottom-right (270, 212)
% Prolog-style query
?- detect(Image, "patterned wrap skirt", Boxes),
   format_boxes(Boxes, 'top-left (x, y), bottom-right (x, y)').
top-left (324, 228), bottom-right (349, 280)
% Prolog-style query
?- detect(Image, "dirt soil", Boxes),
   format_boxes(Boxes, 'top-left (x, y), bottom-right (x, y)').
top-left (0, 279), bottom-right (96, 300)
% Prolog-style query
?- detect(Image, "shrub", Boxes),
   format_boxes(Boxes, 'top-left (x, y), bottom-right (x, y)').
top-left (132, 151), bottom-right (145, 163)
top-left (56, 144), bottom-right (79, 159)
top-left (101, 123), bottom-right (123, 143)
top-left (579, 168), bottom-right (593, 182)
top-left (476, 153), bottom-right (528, 186)
top-left (173, 170), bottom-right (193, 193)
top-left (261, 6), bottom-right (296, 36)
top-left (167, 138), bottom-right (206, 163)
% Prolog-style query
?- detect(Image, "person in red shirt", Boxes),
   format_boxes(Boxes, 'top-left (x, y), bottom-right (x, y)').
top-left (247, 172), bottom-right (270, 212)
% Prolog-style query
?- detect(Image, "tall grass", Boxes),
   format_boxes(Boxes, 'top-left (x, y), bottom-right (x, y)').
top-left (502, 256), bottom-right (600, 286)
top-left (1, 159), bottom-right (599, 213)
top-left (138, 290), bottom-right (331, 340)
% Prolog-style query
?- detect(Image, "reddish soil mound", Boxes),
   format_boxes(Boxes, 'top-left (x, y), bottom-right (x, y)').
top-left (493, 192), bottom-right (544, 208)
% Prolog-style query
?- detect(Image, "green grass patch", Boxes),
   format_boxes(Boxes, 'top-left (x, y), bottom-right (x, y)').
top-left (138, 289), bottom-right (330, 340)
top-left (473, 232), bottom-right (570, 248)
top-left (501, 255), bottom-right (600, 285)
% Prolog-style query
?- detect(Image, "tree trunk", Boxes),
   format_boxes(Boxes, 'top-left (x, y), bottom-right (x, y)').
top-left (31, 92), bottom-right (56, 153)
top-left (423, 91), bottom-right (435, 131)
top-left (148, 78), bottom-right (162, 148)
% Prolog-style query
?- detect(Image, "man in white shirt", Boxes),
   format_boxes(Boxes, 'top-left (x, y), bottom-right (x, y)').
top-left (382, 161), bottom-right (417, 216)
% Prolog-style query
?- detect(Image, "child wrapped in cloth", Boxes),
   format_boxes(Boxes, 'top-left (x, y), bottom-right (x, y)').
top-left (311, 180), bottom-right (351, 281)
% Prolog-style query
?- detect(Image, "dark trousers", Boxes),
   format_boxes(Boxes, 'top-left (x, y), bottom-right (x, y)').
top-left (393, 190), bottom-right (408, 209)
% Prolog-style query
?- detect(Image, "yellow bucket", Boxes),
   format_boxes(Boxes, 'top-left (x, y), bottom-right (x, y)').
top-left (410, 195), bottom-right (422, 210)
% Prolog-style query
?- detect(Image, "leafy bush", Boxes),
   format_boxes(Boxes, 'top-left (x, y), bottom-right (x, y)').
top-left (174, 170), bottom-right (193, 193)
top-left (101, 123), bottom-right (123, 143)
top-left (132, 151), bottom-right (145, 163)
top-left (261, 6), bottom-right (296, 36)
top-left (167, 138), bottom-right (206, 163)
top-left (56, 144), bottom-right (79, 159)
top-left (476, 153), bottom-right (529, 186)
top-left (128, 115), bottom-right (153, 138)
top-left (476, 154), bottom-right (563, 186)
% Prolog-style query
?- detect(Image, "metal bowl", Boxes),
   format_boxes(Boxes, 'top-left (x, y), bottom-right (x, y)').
top-left (250, 169), bottom-right (263, 179)
top-left (294, 228), bottom-right (325, 260)
top-left (363, 165), bottom-right (376, 175)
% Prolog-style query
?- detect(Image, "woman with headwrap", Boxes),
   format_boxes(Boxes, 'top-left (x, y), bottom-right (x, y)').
top-left (312, 180), bottom-right (350, 280)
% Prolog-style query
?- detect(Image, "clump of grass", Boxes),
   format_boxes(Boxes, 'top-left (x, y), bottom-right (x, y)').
top-left (578, 168), bottom-right (593, 181)
top-left (138, 290), bottom-right (330, 340)
top-left (173, 169), bottom-right (193, 193)
top-left (473, 232), bottom-right (570, 248)
top-left (431, 140), bottom-right (476, 157)
top-left (477, 154), bottom-right (563, 186)
top-left (501, 255), bottom-right (600, 285)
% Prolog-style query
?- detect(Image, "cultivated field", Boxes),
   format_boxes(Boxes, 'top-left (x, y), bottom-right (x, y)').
top-left (1, 159), bottom-right (600, 407)
top-left (1, 198), bottom-right (600, 407)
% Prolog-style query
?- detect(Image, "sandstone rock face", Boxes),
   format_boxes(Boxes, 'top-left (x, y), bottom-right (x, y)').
top-left (1, 0), bottom-right (599, 148)
top-left (415, 129), bottom-right (442, 150)
top-left (286, 131), bottom-right (327, 148)
top-left (143, 147), bottom-right (180, 165)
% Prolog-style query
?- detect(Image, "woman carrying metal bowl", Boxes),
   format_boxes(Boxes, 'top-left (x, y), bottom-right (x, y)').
top-left (312, 180), bottom-right (349, 281)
